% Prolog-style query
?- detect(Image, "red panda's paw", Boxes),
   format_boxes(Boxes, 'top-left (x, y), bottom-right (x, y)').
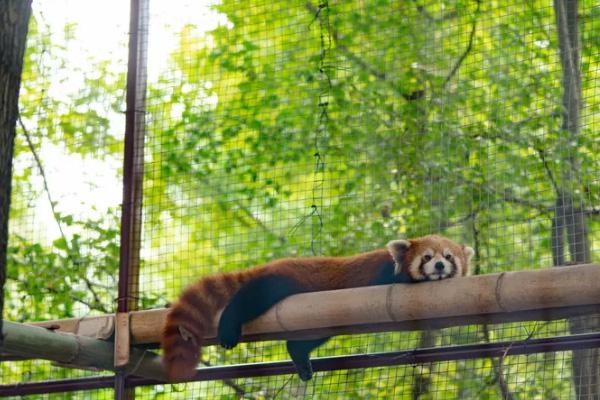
top-left (295, 361), bottom-right (313, 381)
top-left (287, 342), bottom-right (314, 381)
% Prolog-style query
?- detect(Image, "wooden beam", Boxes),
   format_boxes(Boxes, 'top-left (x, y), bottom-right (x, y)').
top-left (0, 321), bottom-right (165, 381)
top-left (13, 263), bottom-right (600, 349)
top-left (2, 263), bottom-right (600, 376)
top-left (32, 315), bottom-right (114, 339)
top-left (129, 263), bottom-right (600, 345)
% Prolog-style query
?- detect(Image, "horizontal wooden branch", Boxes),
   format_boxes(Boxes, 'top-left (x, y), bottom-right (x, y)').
top-left (24, 263), bottom-right (600, 348)
top-left (2, 263), bottom-right (600, 378)
top-left (0, 321), bottom-right (166, 380)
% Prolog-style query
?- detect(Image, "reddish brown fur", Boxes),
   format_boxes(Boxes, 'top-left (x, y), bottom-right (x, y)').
top-left (161, 235), bottom-right (472, 381)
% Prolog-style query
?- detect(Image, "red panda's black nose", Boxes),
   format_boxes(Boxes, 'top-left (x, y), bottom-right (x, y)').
top-left (435, 261), bottom-right (445, 271)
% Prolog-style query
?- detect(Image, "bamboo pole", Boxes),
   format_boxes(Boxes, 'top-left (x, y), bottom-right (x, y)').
top-left (0, 321), bottom-right (166, 381)
top-left (2, 263), bottom-right (600, 376)
top-left (128, 263), bottom-right (600, 344)
top-left (32, 315), bottom-right (114, 339)
top-left (17, 263), bottom-right (600, 348)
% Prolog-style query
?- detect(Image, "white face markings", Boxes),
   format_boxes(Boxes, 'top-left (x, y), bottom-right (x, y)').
top-left (408, 253), bottom-right (425, 280)
top-left (389, 236), bottom-right (473, 281)
top-left (410, 247), bottom-right (459, 281)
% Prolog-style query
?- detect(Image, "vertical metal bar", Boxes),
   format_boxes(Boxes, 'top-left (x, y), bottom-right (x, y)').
top-left (116, 0), bottom-right (148, 398)
top-left (118, 0), bottom-right (148, 315)
top-left (114, 373), bottom-right (127, 399)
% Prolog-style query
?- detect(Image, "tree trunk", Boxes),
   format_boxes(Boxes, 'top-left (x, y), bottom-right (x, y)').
top-left (0, 0), bottom-right (34, 343)
top-left (551, 1), bottom-right (599, 399)
top-left (411, 330), bottom-right (435, 400)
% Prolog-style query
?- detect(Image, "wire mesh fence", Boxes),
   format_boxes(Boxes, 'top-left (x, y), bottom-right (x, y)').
top-left (2, 0), bottom-right (600, 399)
top-left (2, 0), bottom-right (128, 392)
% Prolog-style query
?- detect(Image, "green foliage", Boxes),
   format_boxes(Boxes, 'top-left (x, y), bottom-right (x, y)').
top-left (5, 0), bottom-right (600, 398)
top-left (17, 17), bottom-right (126, 159)
top-left (8, 211), bottom-right (120, 319)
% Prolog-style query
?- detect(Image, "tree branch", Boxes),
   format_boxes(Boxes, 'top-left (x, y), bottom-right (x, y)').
top-left (411, 330), bottom-right (436, 399)
top-left (305, 1), bottom-right (432, 102)
top-left (481, 324), bottom-right (517, 400)
top-left (18, 116), bottom-right (67, 242)
top-left (411, 0), bottom-right (458, 23)
top-left (18, 116), bottom-right (109, 313)
top-left (305, 2), bottom-right (387, 81)
top-left (235, 200), bottom-right (286, 244)
top-left (441, 0), bottom-right (480, 89)
top-left (10, 277), bottom-right (109, 314)
top-left (210, 183), bottom-right (286, 243)
top-left (534, 147), bottom-right (561, 195)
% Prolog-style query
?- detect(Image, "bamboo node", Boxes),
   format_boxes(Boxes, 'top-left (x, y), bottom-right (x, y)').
top-left (64, 335), bottom-right (83, 365)
top-left (495, 272), bottom-right (509, 312)
top-left (385, 285), bottom-right (398, 322)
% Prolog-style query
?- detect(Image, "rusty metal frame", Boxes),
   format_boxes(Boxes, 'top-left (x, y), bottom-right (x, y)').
top-left (115, 0), bottom-right (148, 398)
top-left (117, 0), bottom-right (148, 319)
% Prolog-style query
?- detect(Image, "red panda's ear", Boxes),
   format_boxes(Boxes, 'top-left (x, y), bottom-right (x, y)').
top-left (463, 246), bottom-right (475, 262)
top-left (387, 239), bottom-right (411, 274)
top-left (462, 246), bottom-right (475, 276)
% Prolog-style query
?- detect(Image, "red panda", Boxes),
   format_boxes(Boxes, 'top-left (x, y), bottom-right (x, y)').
top-left (161, 234), bottom-right (474, 382)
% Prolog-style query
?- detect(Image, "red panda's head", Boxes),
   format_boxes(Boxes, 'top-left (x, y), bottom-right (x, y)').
top-left (387, 235), bottom-right (474, 281)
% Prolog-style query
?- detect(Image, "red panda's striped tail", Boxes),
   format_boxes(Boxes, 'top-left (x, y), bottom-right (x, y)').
top-left (161, 272), bottom-right (254, 381)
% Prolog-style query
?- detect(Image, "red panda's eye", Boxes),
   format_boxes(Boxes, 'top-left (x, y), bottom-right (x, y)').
top-left (423, 255), bottom-right (432, 262)
top-left (445, 254), bottom-right (453, 261)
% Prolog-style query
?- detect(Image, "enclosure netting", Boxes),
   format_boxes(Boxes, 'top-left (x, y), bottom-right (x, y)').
top-left (2, 0), bottom-right (600, 399)
top-left (2, 0), bottom-right (129, 393)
